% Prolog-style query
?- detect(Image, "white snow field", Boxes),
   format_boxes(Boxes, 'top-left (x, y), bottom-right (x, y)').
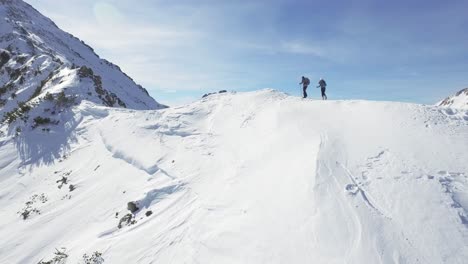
top-left (0, 90), bottom-right (467, 263)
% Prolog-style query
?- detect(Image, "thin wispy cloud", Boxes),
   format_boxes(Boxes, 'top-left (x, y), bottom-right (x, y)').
top-left (281, 41), bottom-right (324, 56)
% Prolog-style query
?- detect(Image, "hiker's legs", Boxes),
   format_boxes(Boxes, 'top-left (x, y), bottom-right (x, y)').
top-left (321, 88), bottom-right (327, 100)
top-left (303, 86), bottom-right (308, 98)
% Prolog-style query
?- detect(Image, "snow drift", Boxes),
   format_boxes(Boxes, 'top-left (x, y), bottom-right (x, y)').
top-left (0, 90), bottom-right (467, 263)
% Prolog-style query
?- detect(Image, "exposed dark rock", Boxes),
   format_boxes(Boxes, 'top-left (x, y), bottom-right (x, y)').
top-left (0, 50), bottom-right (10, 69)
top-left (127, 201), bottom-right (139, 213)
top-left (438, 88), bottom-right (468, 107)
top-left (78, 66), bottom-right (127, 108)
top-left (202, 90), bottom-right (229, 98)
top-left (82, 251), bottom-right (104, 264)
top-left (18, 193), bottom-right (47, 220)
top-left (38, 248), bottom-right (68, 264)
top-left (56, 176), bottom-right (68, 189)
top-left (118, 213), bottom-right (136, 229)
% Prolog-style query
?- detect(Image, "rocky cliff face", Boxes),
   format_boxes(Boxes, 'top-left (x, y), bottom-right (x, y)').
top-left (438, 88), bottom-right (468, 110)
top-left (0, 0), bottom-right (165, 128)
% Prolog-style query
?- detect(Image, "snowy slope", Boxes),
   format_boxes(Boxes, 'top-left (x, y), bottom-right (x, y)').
top-left (438, 88), bottom-right (468, 110)
top-left (0, 90), bottom-right (467, 263)
top-left (0, 0), bottom-right (164, 128)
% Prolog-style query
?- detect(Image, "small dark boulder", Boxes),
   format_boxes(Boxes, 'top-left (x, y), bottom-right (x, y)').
top-left (0, 51), bottom-right (10, 69)
top-left (127, 201), bottom-right (139, 213)
top-left (145, 210), bottom-right (153, 217)
top-left (202, 92), bottom-right (216, 98)
top-left (202, 90), bottom-right (228, 99)
top-left (56, 176), bottom-right (68, 189)
top-left (21, 210), bottom-right (30, 220)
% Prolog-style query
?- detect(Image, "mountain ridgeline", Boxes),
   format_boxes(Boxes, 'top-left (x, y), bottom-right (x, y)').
top-left (0, 0), bottom-right (165, 128)
top-left (0, 1), bottom-right (467, 263)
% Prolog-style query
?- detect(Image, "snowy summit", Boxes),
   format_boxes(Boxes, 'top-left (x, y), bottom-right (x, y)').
top-left (0, 1), bottom-right (467, 264)
top-left (438, 88), bottom-right (468, 110)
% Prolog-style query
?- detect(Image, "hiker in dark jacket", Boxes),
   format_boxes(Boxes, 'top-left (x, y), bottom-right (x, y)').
top-left (300, 76), bottom-right (310, 98)
top-left (317, 78), bottom-right (327, 100)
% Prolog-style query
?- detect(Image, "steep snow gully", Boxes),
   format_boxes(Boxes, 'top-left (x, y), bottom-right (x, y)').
top-left (0, 90), bottom-right (467, 263)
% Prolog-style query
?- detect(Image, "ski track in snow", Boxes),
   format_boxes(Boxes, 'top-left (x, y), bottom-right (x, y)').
top-left (314, 134), bottom-right (362, 261)
top-left (315, 134), bottom-right (390, 220)
top-left (340, 162), bottom-right (392, 219)
top-left (314, 134), bottom-right (436, 263)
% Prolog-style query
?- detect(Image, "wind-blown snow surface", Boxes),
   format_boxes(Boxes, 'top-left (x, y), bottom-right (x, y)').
top-left (0, 90), bottom-right (467, 263)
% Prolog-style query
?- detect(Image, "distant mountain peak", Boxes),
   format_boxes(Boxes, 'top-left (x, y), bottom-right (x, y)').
top-left (438, 88), bottom-right (468, 109)
top-left (1, 0), bottom-right (165, 128)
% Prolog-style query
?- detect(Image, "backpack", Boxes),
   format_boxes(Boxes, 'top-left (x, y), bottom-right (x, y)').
top-left (319, 79), bottom-right (326, 87)
top-left (304, 78), bottom-right (310, 85)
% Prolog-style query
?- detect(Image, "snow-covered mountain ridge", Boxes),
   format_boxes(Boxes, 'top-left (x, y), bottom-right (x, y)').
top-left (438, 88), bottom-right (468, 110)
top-left (0, 89), bottom-right (467, 263)
top-left (0, 0), bottom-right (164, 130)
top-left (0, 1), bottom-right (468, 263)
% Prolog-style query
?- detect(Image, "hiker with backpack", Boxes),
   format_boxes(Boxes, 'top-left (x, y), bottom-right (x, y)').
top-left (299, 76), bottom-right (310, 98)
top-left (317, 78), bottom-right (327, 100)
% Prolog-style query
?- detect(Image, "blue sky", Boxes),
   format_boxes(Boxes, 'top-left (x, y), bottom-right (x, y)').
top-left (25, 0), bottom-right (468, 105)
